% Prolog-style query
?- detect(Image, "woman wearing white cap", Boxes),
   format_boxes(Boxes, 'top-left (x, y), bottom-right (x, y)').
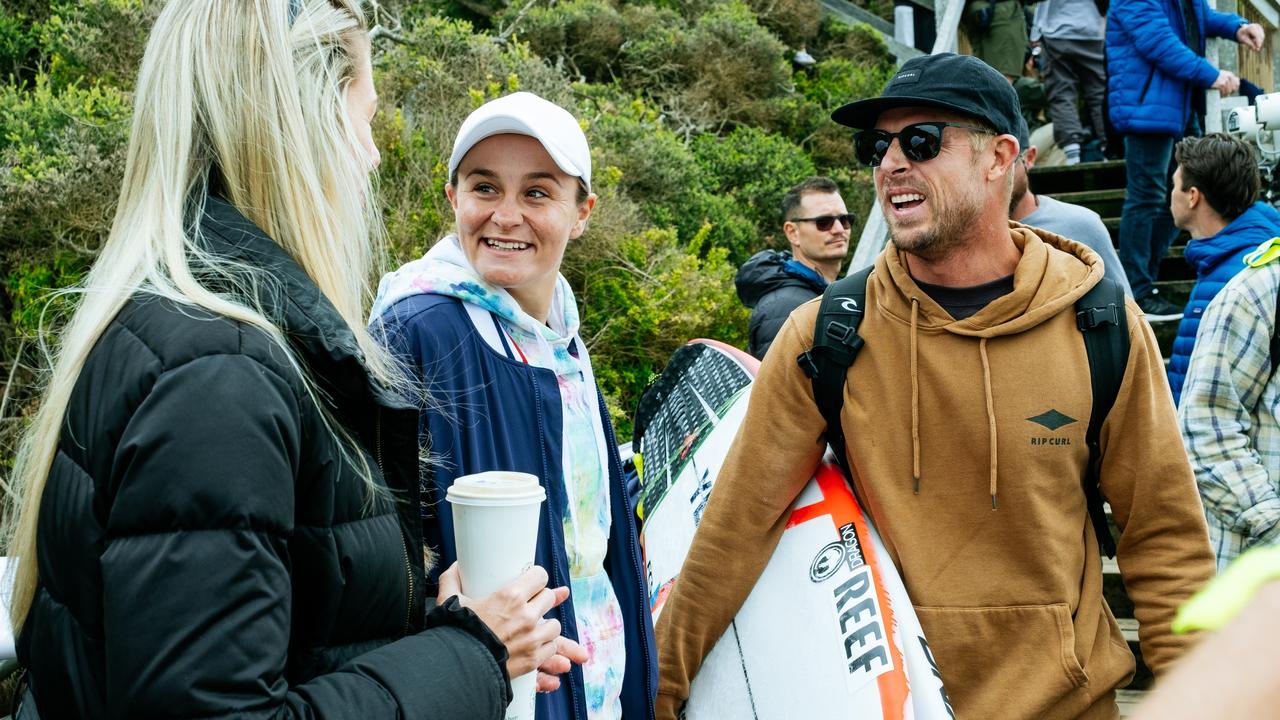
top-left (371, 92), bottom-right (658, 720)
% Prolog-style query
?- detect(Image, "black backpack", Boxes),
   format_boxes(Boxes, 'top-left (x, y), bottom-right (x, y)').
top-left (797, 266), bottom-right (1130, 558)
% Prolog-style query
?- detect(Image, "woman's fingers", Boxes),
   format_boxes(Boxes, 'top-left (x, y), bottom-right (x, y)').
top-left (536, 671), bottom-right (563, 693)
top-left (554, 636), bottom-right (589, 665)
top-left (500, 565), bottom-right (550, 603)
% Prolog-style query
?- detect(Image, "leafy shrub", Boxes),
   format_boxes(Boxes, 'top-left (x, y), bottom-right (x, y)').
top-left (36, 0), bottom-right (159, 91)
top-left (499, 0), bottom-right (625, 82)
top-left (0, 10), bottom-right (41, 81)
top-left (0, 73), bottom-right (131, 262)
top-left (573, 225), bottom-right (747, 435)
top-left (621, 1), bottom-right (790, 133)
top-left (6, 252), bottom-right (88, 338)
top-left (691, 126), bottom-right (816, 260)
top-left (743, 0), bottom-right (823, 49)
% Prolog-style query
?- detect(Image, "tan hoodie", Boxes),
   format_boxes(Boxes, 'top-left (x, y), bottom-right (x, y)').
top-left (655, 226), bottom-right (1215, 720)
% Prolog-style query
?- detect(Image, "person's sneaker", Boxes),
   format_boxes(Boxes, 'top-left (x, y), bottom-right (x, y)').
top-left (1138, 292), bottom-right (1184, 322)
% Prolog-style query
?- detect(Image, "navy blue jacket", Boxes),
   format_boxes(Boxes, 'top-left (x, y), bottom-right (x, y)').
top-left (1170, 201), bottom-right (1280, 403)
top-left (377, 293), bottom-right (658, 720)
top-left (1106, 0), bottom-right (1244, 135)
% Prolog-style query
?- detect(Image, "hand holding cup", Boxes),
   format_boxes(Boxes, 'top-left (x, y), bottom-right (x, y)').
top-left (438, 563), bottom-right (575, 679)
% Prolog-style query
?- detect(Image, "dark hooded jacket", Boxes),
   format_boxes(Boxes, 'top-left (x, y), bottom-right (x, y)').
top-left (16, 195), bottom-right (511, 719)
top-left (735, 250), bottom-right (828, 359)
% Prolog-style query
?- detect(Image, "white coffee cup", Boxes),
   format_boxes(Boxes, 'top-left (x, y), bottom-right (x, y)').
top-left (448, 471), bottom-right (546, 720)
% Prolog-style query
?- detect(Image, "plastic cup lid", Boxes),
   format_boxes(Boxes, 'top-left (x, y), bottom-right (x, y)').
top-left (446, 471), bottom-right (546, 504)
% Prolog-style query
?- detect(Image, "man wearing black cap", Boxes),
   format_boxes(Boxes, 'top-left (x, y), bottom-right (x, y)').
top-left (653, 53), bottom-right (1214, 720)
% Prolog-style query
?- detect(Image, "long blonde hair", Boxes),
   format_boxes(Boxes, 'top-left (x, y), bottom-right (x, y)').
top-left (6, 0), bottom-right (401, 630)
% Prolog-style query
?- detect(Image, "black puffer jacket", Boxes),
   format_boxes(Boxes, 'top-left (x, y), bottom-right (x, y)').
top-left (734, 249), bottom-right (827, 360)
top-left (16, 196), bottom-right (511, 719)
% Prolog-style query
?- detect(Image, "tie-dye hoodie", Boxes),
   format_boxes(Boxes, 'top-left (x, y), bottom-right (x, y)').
top-left (371, 236), bottom-right (626, 719)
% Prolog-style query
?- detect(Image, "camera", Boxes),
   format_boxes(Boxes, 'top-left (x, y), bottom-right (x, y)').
top-left (1223, 93), bottom-right (1280, 205)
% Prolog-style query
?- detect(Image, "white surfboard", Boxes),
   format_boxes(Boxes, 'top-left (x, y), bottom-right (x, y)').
top-left (635, 340), bottom-right (953, 720)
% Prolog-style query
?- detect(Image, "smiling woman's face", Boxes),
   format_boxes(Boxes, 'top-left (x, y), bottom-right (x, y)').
top-left (446, 133), bottom-right (594, 321)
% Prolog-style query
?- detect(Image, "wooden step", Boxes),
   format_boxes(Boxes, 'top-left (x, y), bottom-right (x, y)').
top-left (1029, 159), bottom-right (1128, 196)
top-left (1043, 188), bottom-right (1126, 219)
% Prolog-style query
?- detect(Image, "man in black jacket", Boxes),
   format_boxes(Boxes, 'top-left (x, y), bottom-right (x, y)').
top-left (736, 176), bottom-right (852, 359)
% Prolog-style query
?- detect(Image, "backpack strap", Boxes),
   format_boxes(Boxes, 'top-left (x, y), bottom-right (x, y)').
top-left (797, 266), bottom-right (873, 496)
top-left (1076, 276), bottom-right (1129, 558)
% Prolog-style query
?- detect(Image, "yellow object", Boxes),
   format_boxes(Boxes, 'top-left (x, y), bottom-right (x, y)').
top-left (633, 451), bottom-right (645, 520)
top-left (1173, 545), bottom-right (1280, 633)
top-left (1243, 237), bottom-right (1280, 268)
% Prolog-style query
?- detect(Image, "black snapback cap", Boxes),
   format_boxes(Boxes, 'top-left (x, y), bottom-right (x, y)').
top-left (832, 53), bottom-right (1022, 139)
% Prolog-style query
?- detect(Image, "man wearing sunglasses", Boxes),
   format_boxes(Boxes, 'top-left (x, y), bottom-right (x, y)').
top-left (736, 176), bottom-right (853, 359)
top-left (654, 52), bottom-right (1214, 720)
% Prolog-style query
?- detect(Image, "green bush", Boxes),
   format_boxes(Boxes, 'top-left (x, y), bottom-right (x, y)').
top-left (36, 0), bottom-right (158, 91)
top-left (574, 225), bottom-right (748, 436)
top-left (500, 0), bottom-right (625, 83)
top-left (0, 11), bottom-right (40, 81)
top-left (0, 73), bottom-right (131, 263)
top-left (742, 0), bottom-right (823, 49)
top-left (620, 1), bottom-right (790, 132)
top-left (691, 126), bottom-right (816, 260)
top-left (6, 252), bottom-right (88, 338)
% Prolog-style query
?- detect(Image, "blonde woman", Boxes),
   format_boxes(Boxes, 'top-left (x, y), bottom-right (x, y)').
top-left (6, 2), bottom-right (570, 717)
top-left (371, 92), bottom-right (658, 720)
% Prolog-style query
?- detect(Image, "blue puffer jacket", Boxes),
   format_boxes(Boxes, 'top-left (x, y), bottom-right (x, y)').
top-left (1107, 0), bottom-right (1244, 135)
top-left (1169, 201), bottom-right (1280, 403)
top-left (377, 293), bottom-right (659, 720)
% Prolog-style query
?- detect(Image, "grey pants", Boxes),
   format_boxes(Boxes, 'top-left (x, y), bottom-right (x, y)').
top-left (1041, 37), bottom-right (1107, 147)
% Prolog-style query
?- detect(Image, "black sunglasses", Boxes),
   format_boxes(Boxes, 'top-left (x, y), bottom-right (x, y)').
top-left (788, 213), bottom-right (856, 232)
top-left (854, 122), bottom-right (995, 167)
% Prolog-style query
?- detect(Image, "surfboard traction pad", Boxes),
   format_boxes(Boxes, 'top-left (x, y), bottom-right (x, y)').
top-left (633, 343), bottom-right (753, 517)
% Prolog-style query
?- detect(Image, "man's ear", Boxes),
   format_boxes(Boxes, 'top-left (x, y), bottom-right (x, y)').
top-left (989, 134), bottom-right (1020, 181)
top-left (1187, 185), bottom-right (1202, 210)
top-left (1024, 145), bottom-right (1038, 169)
top-left (783, 220), bottom-right (800, 247)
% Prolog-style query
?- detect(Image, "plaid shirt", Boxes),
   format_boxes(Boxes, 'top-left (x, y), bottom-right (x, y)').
top-left (1179, 260), bottom-right (1280, 571)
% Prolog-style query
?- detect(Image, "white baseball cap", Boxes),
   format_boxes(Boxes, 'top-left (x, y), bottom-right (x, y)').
top-left (448, 92), bottom-right (592, 192)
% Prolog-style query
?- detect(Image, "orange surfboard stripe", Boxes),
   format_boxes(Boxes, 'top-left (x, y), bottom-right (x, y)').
top-left (787, 464), bottom-right (910, 720)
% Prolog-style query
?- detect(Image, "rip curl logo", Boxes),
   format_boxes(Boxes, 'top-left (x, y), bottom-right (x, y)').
top-left (1027, 409), bottom-right (1077, 446)
top-left (839, 298), bottom-right (860, 313)
top-left (1027, 409), bottom-right (1077, 430)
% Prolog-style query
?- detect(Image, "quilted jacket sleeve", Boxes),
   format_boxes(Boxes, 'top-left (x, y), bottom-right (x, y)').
top-left (1204, 1), bottom-right (1246, 40)
top-left (1111, 0), bottom-right (1221, 87)
top-left (101, 352), bottom-right (509, 719)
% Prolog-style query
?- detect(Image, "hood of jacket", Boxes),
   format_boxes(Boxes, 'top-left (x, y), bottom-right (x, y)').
top-left (862, 223), bottom-right (1102, 513)
top-left (735, 249), bottom-right (828, 308)
top-left (1184, 201), bottom-right (1280, 273)
top-left (199, 195), bottom-right (413, 415)
top-left (872, 223), bottom-right (1102, 338)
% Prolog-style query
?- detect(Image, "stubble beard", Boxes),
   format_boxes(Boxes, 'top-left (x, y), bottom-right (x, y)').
top-left (885, 187), bottom-right (984, 262)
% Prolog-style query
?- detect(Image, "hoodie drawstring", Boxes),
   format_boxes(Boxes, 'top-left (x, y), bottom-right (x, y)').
top-left (979, 337), bottom-right (998, 510)
top-left (910, 298), bottom-right (921, 494)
